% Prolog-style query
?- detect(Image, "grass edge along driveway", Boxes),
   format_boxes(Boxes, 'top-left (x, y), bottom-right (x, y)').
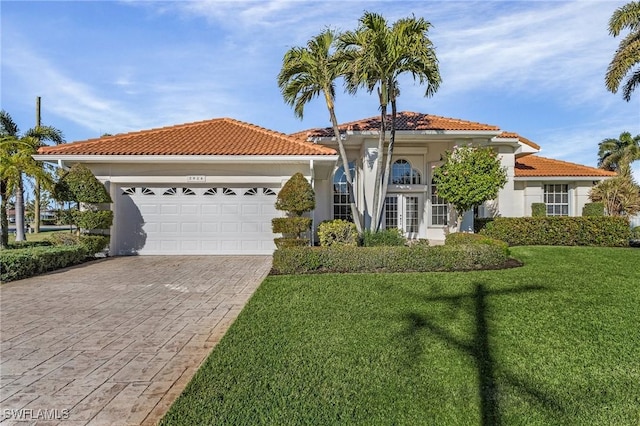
top-left (161, 246), bottom-right (640, 425)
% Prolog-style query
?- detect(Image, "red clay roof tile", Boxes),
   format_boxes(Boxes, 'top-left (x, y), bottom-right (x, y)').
top-left (37, 118), bottom-right (336, 156)
top-left (515, 155), bottom-right (617, 177)
top-left (496, 131), bottom-right (541, 150)
top-left (292, 111), bottom-right (501, 139)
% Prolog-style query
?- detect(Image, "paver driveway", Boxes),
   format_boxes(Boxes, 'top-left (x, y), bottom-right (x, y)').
top-left (0, 256), bottom-right (272, 425)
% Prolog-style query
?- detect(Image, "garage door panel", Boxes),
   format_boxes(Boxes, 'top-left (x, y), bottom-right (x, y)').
top-left (160, 204), bottom-right (179, 215)
top-left (181, 204), bottom-right (199, 215)
top-left (117, 186), bottom-right (279, 255)
top-left (202, 222), bottom-right (219, 233)
top-left (202, 205), bottom-right (219, 215)
top-left (180, 222), bottom-right (199, 233)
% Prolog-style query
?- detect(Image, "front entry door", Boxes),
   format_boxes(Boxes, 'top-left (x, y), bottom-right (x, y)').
top-left (384, 194), bottom-right (422, 239)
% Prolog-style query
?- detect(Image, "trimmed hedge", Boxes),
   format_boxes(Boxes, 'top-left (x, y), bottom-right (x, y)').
top-left (317, 220), bottom-right (358, 247)
top-left (582, 202), bottom-right (604, 217)
top-left (1, 245), bottom-right (88, 283)
top-left (445, 232), bottom-right (509, 255)
top-left (480, 217), bottom-right (630, 247)
top-left (531, 203), bottom-right (546, 217)
top-left (274, 238), bottom-right (309, 249)
top-left (7, 240), bottom-right (53, 249)
top-left (79, 235), bottom-right (110, 255)
top-left (272, 244), bottom-right (510, 275)
top-left (362, 228), bottom-right (406, 247)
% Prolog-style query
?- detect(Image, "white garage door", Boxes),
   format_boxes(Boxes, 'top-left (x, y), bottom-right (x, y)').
top-left (115, 186), bottom-right (280, 255)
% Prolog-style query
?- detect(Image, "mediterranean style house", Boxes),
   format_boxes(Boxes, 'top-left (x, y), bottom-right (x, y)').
top-left (34, 112), bottom-right (616, 255)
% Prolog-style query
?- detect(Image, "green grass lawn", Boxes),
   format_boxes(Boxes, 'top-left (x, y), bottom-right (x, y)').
top-left (161, 246), bottom-right (640, 425)
top-left (7, 229), bottom-right (69, 244)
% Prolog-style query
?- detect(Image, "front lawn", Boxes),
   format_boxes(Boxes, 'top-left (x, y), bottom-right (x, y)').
top-left (161, 246), bottom-right (640, 425)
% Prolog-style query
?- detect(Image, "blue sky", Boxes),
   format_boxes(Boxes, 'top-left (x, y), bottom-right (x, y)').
top-left (2, 1), bottom-right (639, 179)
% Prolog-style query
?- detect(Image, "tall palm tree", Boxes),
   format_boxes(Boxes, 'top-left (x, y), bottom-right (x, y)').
top-left (277, 29), bottom-right (363, 234)
top-left (598, 131), bottom-right (640, 176)
top-left (605, 1), bottom-right (640, 101)
top-left (340, 12), bottom-right (441, 230)
top-left (0, 110), bottom-right (62, 245)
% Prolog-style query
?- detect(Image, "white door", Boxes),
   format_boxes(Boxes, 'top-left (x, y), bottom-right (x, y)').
top-left (384, 194), bottom-right (422, 239)
top-left (115, 186), bottom-right (279, 255)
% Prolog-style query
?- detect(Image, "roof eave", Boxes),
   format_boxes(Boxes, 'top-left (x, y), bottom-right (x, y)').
top-left (514, 175), bottom-right (614, 181)
top-left (32, 154), bottom-right (339, 164)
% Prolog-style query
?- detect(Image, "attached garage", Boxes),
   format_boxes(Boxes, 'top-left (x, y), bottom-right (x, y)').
top-left (115, 185), bottom-right (280, 255)
top-left (34, 117), bottom-right (338, 255)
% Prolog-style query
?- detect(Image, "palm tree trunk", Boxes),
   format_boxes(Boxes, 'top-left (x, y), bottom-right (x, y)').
top-left (371, 85), bottom-right (388, 231)
top-left (14, 173), bottom-right (26, 241)
top-left (0, 179), bottom-right (9, 248)
top-left (327, 104), bottom-right (363, 235)
top-left (34, 178), bottom-right (41, 233)
top-left (377, 95), bottom-right (398, 230)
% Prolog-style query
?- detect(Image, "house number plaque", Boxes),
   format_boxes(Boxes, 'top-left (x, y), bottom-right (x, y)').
top-left (186, 175), bottom-right (206, 182)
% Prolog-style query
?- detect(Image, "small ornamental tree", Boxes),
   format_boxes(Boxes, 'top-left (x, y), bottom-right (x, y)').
top-left (433, 146), bottom-right (507, 230)
top-left (53, 164), bottom-right (113, 237)
top-left (272, 173), bottom-right (315, 247)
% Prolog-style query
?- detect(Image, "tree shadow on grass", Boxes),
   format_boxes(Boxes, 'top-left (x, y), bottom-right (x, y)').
top-left (399, 283), bottom-right (564, 426)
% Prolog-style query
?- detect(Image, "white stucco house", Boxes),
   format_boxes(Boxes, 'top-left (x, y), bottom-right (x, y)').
top-left (34, 112), bottom-right (616, 255)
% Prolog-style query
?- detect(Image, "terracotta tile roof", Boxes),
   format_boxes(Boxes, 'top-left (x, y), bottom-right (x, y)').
top-left (37, 118), bottom-right (337, 156)
top-left (515, 155), bottom-right (617, 177)
top-left (292, 111), bottom-right (500, 139)
top-left (496, 131), bottom-right (541, 151)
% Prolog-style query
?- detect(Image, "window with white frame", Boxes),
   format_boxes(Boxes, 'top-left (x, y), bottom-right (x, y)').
top-left (544, 184), bottom-right (569, 216)
top-left (431, 183), bottom-right (448, 225)
top-left (333, 162), bottom-right (356, 221)
top-left (390, 159), bottom-right (422, 184)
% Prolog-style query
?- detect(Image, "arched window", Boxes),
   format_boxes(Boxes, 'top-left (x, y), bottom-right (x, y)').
top-left (333, 162), bottom-right (356, 221)
top-left (390, 159), bottom-right (421, 184)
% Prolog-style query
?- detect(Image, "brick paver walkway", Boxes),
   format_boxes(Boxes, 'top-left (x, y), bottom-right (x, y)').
top-left (0, 256), bottom-right (271, 425)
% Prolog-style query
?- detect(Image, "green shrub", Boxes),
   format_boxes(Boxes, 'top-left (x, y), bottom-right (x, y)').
top-left (445, 232), bottom-right (509, 256)
top-left (1, 245), bottom-right (88, 283)
top-left (47, 233), bottom-right (80, 246)
top-left (582, 202), bottom-right (604, 217)
top-left (531, 203), bottom-right (546, 217)
top-left (317, 220), bottom-right (358, 247)
top-left (272, 217), bottom-right (312, 237)
top-left (480, 217), bottom-right (630, 247)
top-left (7, 240), bottom-right (52, 249)
top-left (272, 244), bottom-right (510, 275)
top-left (73, 210), bottom-right (113, 231)
top-left (79, 235), bottom-right (110, 256)
top-left (631, 226), bottom-right (640, 240)
top-left (362, 228), bottom-right (406, 246)
top-left (274, 238), bottom-right (309, 249)
top-left (474, 218), bottom-right (494, 233)
top-left (54, 164), bottom-right (112, 203)
top-left (275, 173), bottom-right (315, 216)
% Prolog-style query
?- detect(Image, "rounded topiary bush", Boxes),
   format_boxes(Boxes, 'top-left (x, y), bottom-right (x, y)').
top-left (275, 172), bottom-right (315, 217)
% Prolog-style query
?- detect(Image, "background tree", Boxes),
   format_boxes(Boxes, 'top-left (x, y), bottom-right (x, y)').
top-left (597, 131), bottom-right (640, 175)
top-left (340, 12), bottom-right (441, 230)
top-left (590, 175), bottom-right (640, 216)
top-left (1, 111), bottom-right (62, 244)
top-left (278, 29), bottom-right (363, 235)
top-left (432, 146), bottom-right (507, 230)
top-left (605, 1), bottom-right (640, 101)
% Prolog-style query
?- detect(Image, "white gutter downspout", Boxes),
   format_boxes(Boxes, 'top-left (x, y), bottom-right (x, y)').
top-left (57, 159), bottom-right (69, 170)
top-left (310, 159), bottom-right (315, 246)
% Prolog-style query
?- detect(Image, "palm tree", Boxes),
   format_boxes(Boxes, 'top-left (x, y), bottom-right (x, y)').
top-left (0, 110), bottom-right (63, 245)
top-left (340, 12), bottom-right (441, 230)
top-left (598, 131), bottom-right (640, 176)
top-left (277, 29), bottom-right (363, 234)
top-left (605, 1), bottom-right (640, 101)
